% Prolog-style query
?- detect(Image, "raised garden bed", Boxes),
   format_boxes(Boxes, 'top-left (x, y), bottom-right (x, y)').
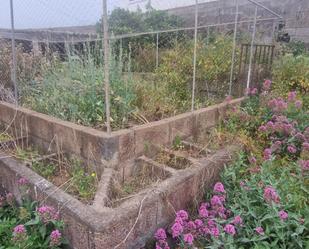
top-left (0, 136), bottom-right (98, 205)
top-left (0, 98), bottom-right (244, 249)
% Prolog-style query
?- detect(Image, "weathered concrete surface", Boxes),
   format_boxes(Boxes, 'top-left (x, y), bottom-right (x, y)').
top-left (0, 98), bottom-right (244, 249)
top-left (0, 98), bottom-right (244, 166)
top-left (0, 144), bottom-right (241, 249)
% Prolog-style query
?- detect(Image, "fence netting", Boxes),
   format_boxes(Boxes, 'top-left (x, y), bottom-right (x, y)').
top-left (0, 0), bottom-right (282, 132)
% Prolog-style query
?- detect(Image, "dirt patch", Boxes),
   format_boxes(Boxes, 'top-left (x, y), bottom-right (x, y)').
top-left (108, 161), bottom-right (170, 207)
top-left (155, 150), bottom-right (192, 170)
top-left (7, 145), bottom-right (98, 205)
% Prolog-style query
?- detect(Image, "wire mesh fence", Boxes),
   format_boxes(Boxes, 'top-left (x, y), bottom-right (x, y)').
top-left (0, 0), bottom-right (283, 133)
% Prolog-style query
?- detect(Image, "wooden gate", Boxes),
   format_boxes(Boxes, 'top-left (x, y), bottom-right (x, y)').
top-left (237, 43), bottom-right (275, 91)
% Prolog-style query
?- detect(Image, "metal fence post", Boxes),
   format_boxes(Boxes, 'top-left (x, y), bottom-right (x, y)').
top-left (228, 0), bottom-right (239, 96)
top-left (156, 32), bottom-right (159, 69)
top-left (10, 0), bottom-right (18, 105)
top-left (246, 5), bottom-right (258, 91)
top-left (102, 0), bottom-right (111, 134)
top-left (191, 0), bottom-right (198, 111)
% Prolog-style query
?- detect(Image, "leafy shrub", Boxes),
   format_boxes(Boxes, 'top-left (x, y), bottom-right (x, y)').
top-left (272, 54), bottom-right (309, 108)
top-left (21, 52), bottom-right (136, 129)
top-left (156, 35), bottom-right (238, 110)
top-left (153, 83), bottom-right (309, 249)
top-left (0, 179), bottom-right (66, 248)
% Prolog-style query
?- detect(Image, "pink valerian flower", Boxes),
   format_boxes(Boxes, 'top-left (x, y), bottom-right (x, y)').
top-left (37, 205), bottom-right (59, 223)
top-left (279, 210), bottom-right (288, 221)
top-left (295, 100), bottom-right (302, 109)
top-left (194, 219), bottom-right (203, 228)
top-left (13, 224), bottom-right (26, 234)
top-left (186, 221), bottom-right (197, 230)
top-left (199, 206), bottom-right (209, 218)
top-left (287, 145), bottom-right (297, 154)
top-left (266, 121), bottom-right (275, 131)
top-left (299, 160), bottom-right (309, 171)
top-left (287, 91), bottom-right (297, 102)
top-left (213, 182), bottom-right (225, 193)
top-left (224, 224), bottom-right (236, 236)
top-left (183, 233), bottom-right (194, 245)
top-left (232, 215), bottom-right (243, 226)
top-left (255, 226), bottom-right (264, 235)
top-left (258, 125), bottom-right (267, 132)
top-left (302, 142), bottom-right (309, 151)
top-left (171, 221), bottom-right (183, 238)
top-left (12, 224), bottom-right (27, 242)
top-left (263, 148), bottom-right (272, 161)
top-left (271, 140), bottom-right (282, 152)
top-left (249, 156), bottom-right (257, 165)
top-left (17, 177), bottom-right (29, 186)
top-left (295, 132), bottom-right (305, 141)
top-left (251, 88), bottom-right (258, 95)
top-left (263, 80), bottom-right (272, 91)
top-left (268, 98), bottom-right (288, 112)
top-left (211, 195), bottom-right (223, 207)
top-left (50, 230), bottom-right (62, 247)
top-left (155, 228), bottom-right (167, 241)
top-left (245, 87), bottom-right (258, 96)
top-left (210, 226), bottom-right (220, 238)
top-left (176, 210), bottom-right (189, 221)
top-left (263, 186), bottom-right (280, 204)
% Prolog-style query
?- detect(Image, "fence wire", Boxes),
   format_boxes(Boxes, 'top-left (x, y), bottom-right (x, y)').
top-left (0, 0), bottom-right (283, 133)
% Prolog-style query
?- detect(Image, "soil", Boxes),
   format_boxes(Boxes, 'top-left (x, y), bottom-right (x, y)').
top-left (8, 145), bottom-right (97, 205)
top-left (155, 151), bottom-right (192, 170)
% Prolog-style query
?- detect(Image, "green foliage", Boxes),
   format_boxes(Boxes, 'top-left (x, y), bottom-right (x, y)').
top-left (272, 54), bottom-right (309, 108)
top-left (0, 197), bottom-right (66, 249)
top-left (69, 159), bottom-right (97, 201)
top-left (156, 36), bottom-right (237, 110)
top-left (21, 49), bottom-right (136, 129)
top-left (219, 153), bottom-right (309, 249)
top-left (286, 40), bottom-right (307, 57)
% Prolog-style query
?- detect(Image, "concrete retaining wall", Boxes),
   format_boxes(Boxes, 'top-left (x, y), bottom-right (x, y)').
top-left (0, 98), bottom-right (244, 249)
top-left (0, 98), bottom-right (244, 167)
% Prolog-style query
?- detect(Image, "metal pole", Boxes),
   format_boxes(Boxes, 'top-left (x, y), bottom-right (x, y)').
top-left (229, 0), bottom-right (239, 96)
top-left (156, 33), bottom-right (159, 69)
top-left (246, 6), bottom-right (258, 91)
top-left (191, 0), bottom-right (198, 111)
top-left (102, 0), bottom-right (111, 134)
top-left (10, 0), bottom-right (18, 105)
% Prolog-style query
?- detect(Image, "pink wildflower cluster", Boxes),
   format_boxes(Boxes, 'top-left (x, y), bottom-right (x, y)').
top-left (255, 226), bottom-right (264, 235)
top-left (17, 177), bottom-right (29, 186)
top-left (37, 205), bottom-right (59, 223)
top-left (155, 182), bottom-right (244, 247)
top-left (258, 113), bottom-right (308, 158)
top-left (299, 160), bottom-right (309, 172)
top-left (263, 186), bottom-right (280, 204)
top-left (50, 229), bottom-right (62, 247)
top-left (245, 87), bottom-right (258, 96)
top-left (268, 98), bottom-right (288, 113)
top-left (278, 210), bottom-right (288, 221)
top-left (12, 224), bottom-right (27, 242)
top-left (263, 80), bottom-right (272, 91)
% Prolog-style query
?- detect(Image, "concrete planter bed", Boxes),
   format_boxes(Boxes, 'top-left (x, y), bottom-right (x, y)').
top-left (0, 98), bottom-right (244, 249)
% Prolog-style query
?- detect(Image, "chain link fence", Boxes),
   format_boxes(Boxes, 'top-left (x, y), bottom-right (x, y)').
top-left (0, 0), bottom-right (282, 133)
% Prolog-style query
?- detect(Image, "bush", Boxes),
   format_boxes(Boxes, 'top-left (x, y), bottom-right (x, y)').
top-left (153, 84), bottom-right (309, 249)
top-left (272, 54), bottom-right (309, 108)
top-left (0, 178), bottom-right (66, 248)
